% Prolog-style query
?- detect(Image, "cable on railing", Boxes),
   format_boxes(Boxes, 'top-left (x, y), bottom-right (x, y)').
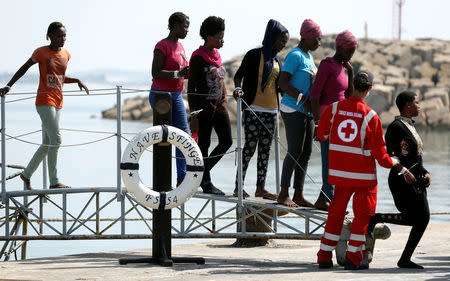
top-left (4, 133), bottom-right (116, 147)
top-left (5, 88), bottom-right (118, 96)
top-left (119, 134), bottom-right (236, 160)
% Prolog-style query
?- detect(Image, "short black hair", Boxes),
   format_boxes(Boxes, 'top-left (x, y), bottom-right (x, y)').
top-left (200, 16), bottom-right (225, 41)
top-left (354, 74), bottom-right (372, 92)
top-left (46, 22), bottom-right (65, 40)
top-left (168, 12), bottom-right (188, 31)
top-left (396, 91), bottom-right (417, 112)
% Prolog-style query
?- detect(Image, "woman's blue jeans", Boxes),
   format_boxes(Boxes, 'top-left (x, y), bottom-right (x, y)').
top-left (149, 89), bottom-right (190, 183)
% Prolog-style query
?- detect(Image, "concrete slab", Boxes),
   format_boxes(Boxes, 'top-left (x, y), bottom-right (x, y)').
top-left (1, 224), bottom-right (449, 281)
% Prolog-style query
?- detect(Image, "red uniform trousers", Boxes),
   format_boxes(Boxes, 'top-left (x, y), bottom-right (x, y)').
top-left (317, 184), bottom-right (377, 267)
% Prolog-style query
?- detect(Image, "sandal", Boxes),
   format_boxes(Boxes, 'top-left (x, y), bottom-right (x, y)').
top-left (20, 173), bottom-right (33, 190)
top-left (50, 183), bottom-right (71, 189)
top-left (262, 192), bottom-right (278, 201)
top-left (233, 189), bottom-right (250, 198)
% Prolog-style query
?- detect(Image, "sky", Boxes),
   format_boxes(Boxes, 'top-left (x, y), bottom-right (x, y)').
top-left (1, 0), bottom-right (449, 73)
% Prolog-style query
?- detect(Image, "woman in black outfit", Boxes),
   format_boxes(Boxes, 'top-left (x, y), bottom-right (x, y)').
top-left (368, 91), bottom-right (431, 269)
top-left (188, 16), bottom-right (232, 195)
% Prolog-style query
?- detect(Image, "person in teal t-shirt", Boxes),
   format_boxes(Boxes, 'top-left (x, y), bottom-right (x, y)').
top-left (279, 47), bottom-right (317, 114)
top-left (277, 19), bottom-right (322, 208)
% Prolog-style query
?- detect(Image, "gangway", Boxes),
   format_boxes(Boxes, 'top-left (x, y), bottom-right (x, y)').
top-left (0, 87), bottom-right (328, 261)
top-left (0, 188), bottom-right (328, 260)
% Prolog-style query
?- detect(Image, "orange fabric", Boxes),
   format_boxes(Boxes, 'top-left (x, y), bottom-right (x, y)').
top-left (32, 46), bottom-right (71, 108)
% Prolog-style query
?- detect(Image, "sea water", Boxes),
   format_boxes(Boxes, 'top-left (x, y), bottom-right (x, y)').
top-left (1, 87), bottom-right (448, 259)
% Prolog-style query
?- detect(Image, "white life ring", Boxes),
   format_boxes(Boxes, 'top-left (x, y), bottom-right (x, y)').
top-left (120, 125), bottom-right (204, 210)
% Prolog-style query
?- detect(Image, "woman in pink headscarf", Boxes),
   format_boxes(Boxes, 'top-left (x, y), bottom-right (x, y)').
top-left (277, 19), bottom-right (322, 207)
top-left (310, 30), bottom-right (358, 211)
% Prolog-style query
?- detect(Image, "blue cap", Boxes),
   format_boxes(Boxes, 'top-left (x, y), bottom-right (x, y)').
top-left (356, 70), bottom-right (374, 85)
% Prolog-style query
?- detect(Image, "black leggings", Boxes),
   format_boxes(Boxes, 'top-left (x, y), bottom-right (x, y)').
top-left (197, 111), bottom-right (233, 184)
top-left (235, 110), bottom-right (276, 188)
top-left (371, 170), bottom-right (430, 261)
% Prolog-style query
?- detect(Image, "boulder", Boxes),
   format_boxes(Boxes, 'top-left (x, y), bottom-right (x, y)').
top-left (432, 53), bottom-right (450, 69)
top-left (130, 109), bottom-right (142, 120)
top-left (411, 45), bottom-right (435, 62)
top-left (122, 111), bottom-right (132, 120)
top-left (385, 76), bottom-right (408, 93)
top-left (381, 65), bottom-right (408, 78)
top-left (439, 63), bottom-right (450, 80)
top-left (140, 106), bottom-right (153, 122)
top-left (420, 97), bottom-right (444, 113)
top-left (122, 96), bottom-right (145, 112)
top-left (379, 106), bottom-right (398, 127)
top-left (426, 109), bottom-right (450, 128)
top-left (371, 84), bottom-right (395, 104)
top-left (423, 87), bottom-right (449, 107)
top-left (365, 93), bottom-right (390, 114)
top-left (410, 62), bottom-right (437, 79)
top-left (409, 78), bottom-right (435, 95)
top-left (396, 54), bottom-right (422, 68)
top-left (102, 108), bottom-right (117, 119)
top-left (415, 111), bottom-right (427, 127)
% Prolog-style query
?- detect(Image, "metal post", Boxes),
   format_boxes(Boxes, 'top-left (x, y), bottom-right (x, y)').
top-left (119, 91), bottom-right (204, 266)
top-left (5, 197), bottom-right (9, 238)
top-left (152, 92), bottom-right (173, 265)
top-left (116, 86), bottom-right (122, 201)
top-left (21, 214), bottom-right (28, 259)
top-left (1, 95), bottom-right (6, 203)
top-left (236, 97), bottom-right (245, 233)
top-left (62, 192), bottom-right (67, 236)
top-left (273, 113), bottom-right (281, 232)
top-left (39, 196), bottom-right (43, 234)
top-left (180, 204), bottom-right (185, 234)
top-left (212, 200), bottom-right (216, 233)
top-left (96, 192), bottom-right (100, 235)
top-left (121, 192), bottom-right (125, 235)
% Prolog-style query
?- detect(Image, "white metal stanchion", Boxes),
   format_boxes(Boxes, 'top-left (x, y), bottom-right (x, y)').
top-left (116, 86), bottom-right (122, 202)
top-left (1, 95), bottom-right (5, 204)
top-left (274, 112), bottom-right (281, 232)
top-left (236, 97), bottom-right (245, 233)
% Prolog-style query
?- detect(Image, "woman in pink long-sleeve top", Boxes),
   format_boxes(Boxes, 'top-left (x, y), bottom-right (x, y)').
top-left (310, 30), bottom-right (357, 211)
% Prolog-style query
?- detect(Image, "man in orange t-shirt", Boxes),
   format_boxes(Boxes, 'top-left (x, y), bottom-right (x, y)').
top-left (0, 22), bottom-right (89, 189)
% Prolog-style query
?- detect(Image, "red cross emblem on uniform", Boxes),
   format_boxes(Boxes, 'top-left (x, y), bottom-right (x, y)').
top-left (337, 119), bottom-right (358, 142)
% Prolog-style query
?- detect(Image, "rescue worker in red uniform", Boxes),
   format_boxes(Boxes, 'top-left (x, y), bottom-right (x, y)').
top-left (316, 70), bottom-right (415, 270)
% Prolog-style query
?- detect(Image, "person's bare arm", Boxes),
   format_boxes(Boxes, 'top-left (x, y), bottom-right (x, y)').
top-left (343, 61), bottom-right (354, 98)
top-left (64, 76), bottom-right (89, 94)
top-left (279, 71), bottom-right (307, 102)
top-left (0, 58), bottom-right (35, 96)
top-left (151, 49), bottom-right (188, 80)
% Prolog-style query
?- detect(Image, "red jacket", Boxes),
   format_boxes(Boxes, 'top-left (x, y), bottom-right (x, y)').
top-left (317, 96), bottom-right (394, 187)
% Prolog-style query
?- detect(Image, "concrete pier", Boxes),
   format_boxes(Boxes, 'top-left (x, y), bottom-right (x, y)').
top-left (0, 223), bottom-right (449, 281)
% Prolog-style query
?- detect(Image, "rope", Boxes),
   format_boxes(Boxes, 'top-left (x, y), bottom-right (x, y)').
top-left (5, 96), bottom-right (35, 104)
top-left (0, 171), bottom-right (23, 183)
top-left (125, 88), bottom-right (236, 98)
top-left (4, 129), bottom-right (42, 141)
top-left (4, 133), bottom-right (116, 147)
top-left (0, 164), bottom-right (25, 170)
top-left (5, 88), bottom-right (117, 96)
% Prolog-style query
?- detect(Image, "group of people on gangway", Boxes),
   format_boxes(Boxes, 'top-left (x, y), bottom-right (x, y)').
top-left (0, 13), bottom-right (431, 270)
